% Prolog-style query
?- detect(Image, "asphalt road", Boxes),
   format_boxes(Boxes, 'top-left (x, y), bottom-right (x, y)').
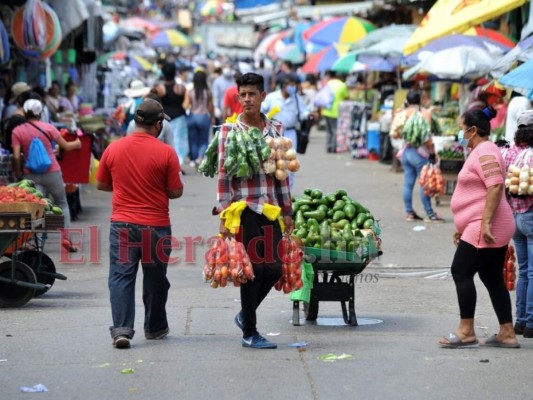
top-left (1, 128), bottom-right (530, 400)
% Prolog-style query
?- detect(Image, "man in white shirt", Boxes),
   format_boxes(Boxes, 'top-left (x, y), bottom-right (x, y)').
top-left (261, 75), bottom-right (308, 188)
top-left (505, 92), bottom-right (532, 145)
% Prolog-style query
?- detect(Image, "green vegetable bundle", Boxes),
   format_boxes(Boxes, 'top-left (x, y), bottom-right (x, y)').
top-left (292, 189), bottom-right (380, 256)
top-left (199, 125), bottom-right (272, 179)
top-left (198, 130), bottom-right (220, 177)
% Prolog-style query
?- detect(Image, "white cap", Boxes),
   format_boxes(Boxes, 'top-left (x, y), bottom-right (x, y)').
top-left (124, 80), bottom-right (150, 98)
top-left (23, 99), bottom-right (43, 116)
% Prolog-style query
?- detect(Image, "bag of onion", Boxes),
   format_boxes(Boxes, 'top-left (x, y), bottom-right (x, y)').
top-left (262, 136), bottom-right (301, 181)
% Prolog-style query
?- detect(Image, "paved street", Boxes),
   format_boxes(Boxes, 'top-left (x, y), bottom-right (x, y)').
top-left (1, 128), bottom-right (530, 400)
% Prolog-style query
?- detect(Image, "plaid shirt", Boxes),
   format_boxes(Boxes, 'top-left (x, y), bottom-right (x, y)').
top-left (502, 144), bottom-right (533, 214)
top-left (216, 115), bottom-right (293, 217)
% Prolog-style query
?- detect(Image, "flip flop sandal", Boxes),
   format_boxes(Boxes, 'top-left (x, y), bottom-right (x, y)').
top-left (439, 333), bottom-right (479, 349)
top-left (480, 335), bottom-right (520, 349)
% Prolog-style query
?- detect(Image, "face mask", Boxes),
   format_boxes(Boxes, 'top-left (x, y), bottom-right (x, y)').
top-left (457, 127), bottom-right (473, 148)
top-left (222, 68), bottom-right (232, 78)
top-left (286, 85), bottom-right (296, 95)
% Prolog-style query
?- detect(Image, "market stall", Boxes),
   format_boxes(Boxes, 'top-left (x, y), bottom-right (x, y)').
top-left (0, 180), bottom-right (66, 307)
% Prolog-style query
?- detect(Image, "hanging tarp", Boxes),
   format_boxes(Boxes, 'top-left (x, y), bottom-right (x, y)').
top-left (234, 0), bottom-right (277, 9)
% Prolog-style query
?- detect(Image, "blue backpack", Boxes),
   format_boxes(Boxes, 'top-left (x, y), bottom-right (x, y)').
top-left (25, 124), bottom-right (52, 173)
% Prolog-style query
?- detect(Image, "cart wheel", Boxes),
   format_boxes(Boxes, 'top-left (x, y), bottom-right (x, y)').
top-left (304, 296), bottom-right (319, 321)
top-left (16, 251), bottom-right (56, 297)
top-left (0, 260), bottom-right (36, 307)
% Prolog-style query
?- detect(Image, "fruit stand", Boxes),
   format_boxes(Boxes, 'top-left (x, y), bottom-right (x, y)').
top-left (290, 189), bottom-right (382, 326)
top-left (0, 182), bottom-right (67, 307)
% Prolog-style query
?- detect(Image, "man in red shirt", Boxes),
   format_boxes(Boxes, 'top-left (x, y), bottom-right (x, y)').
top-left (221, 71), bottom-right (243, 122)
top-left (96, 98), bottom-right (183, 349)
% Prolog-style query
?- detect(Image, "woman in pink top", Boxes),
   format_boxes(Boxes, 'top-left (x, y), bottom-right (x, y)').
top-left (12, 97), bottom-right (82, 252)
top-left (439, 108), bottom-right (519, 349)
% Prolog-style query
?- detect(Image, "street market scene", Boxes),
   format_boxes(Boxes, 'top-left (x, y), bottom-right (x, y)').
top-left (0, 0), bottom-right (533, 398)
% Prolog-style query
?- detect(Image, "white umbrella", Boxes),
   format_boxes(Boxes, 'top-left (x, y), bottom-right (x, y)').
top-left (403, 46), bottom-right (499, 80)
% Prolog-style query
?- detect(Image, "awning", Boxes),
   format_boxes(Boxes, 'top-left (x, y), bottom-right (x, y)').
top-left (237, 1), bottom-right (374, 24)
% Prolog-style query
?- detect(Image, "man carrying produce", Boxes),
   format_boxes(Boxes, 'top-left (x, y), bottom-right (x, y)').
top-left (214, 73), bottom-right (294, 349)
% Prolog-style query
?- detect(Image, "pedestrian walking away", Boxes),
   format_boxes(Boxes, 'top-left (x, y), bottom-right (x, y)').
top-left (439, 107), bottom-right (519, 349)
top-left (96, 98), bottom-right (184, 349)
top-left (214, 72), bottom-right (294, 349)
top-left (156, 62), bottom-right (189, 170)
top-left (11, 96), bottom-right (82, 252)
top-left (391, 90), bottom-right (442, 222)
top-left (502, 110), bottom-right (533, 338)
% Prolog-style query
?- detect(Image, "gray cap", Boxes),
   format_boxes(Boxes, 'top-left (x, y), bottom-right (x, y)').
top-left (517, 110), bottom-right (533, 127)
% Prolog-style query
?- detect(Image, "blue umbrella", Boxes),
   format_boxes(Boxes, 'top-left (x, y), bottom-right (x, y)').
top-left (499, 59), bottom-right (533, 98)
top-left (403, 34), bottom-right (511, 67)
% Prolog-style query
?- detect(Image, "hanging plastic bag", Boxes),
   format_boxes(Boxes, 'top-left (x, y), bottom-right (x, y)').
top-left (203, 237), bottom-right (254, 288)
top-left (503, 245), bottom-right (516, 291)
top-left (505, 148), bottom-right (532, 196)
top-left (419, 163), bottom-right (445, 197)
top-left (274, 235), bottom-right (304, 294)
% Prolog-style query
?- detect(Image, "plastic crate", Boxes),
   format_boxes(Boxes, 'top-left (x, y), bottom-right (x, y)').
top-left (440, 159), bottom-right (464, 173)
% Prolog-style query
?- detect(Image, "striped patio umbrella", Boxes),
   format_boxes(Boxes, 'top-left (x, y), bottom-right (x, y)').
top-left (301, 44), bottom-right (351, 73)
top-left (98, 51), bottom-right (152, 71)
top-left (303, 17), bottom-right (375, 46)
top-left (150, 29), bottom-right (193, 48)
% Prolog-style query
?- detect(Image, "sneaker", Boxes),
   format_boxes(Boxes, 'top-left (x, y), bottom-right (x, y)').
top-left (242, 334), bottom-right (277, 349)
top-left (112, 336), bottom-right (131, 349)
top-left (514, 323), bottom-right (526, 335)
top-left (523, 327), bottom-right (533, 338)
top-left (234, 312), bottom-right (244, 331)
top-left (145, 327), bottom-right (170, 340)
top-left (424, 213), bottom-right (445, 223)
top-left (406, 212), bottom-right (423, 222)
top-left (189, 161), bottom-right (196, 168)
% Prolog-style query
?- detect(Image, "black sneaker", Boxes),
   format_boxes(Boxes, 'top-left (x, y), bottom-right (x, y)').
top-left (514, 323), bottom-right (526, 335)
top-left (234, 311), bottom-right (244, 331)
top-left (523, 327), bottom-right (533, 338)
top-left (242, 334), bottom-right (277, 349)
top-left (145, 327), bottom-right (169, 340)
top-left (112, 336), bottom-right (131, 349)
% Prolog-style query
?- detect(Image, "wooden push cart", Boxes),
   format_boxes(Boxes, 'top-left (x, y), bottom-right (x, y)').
top-left (0, 207), bottom-right (66, 307)
top-left (292, 236), bottom-right (381, 326)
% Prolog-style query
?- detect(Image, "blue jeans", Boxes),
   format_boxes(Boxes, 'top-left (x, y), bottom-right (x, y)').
top-left (169, 115), bottom-right (188, 166)
top-left (514, 208), bottom-right (533, 328)
top-left (187, 113), bottom-right (211, 161)
top-left (401, 147), bottom-right (434, 217)
top-left (108, 222), bottom-right (172, 339)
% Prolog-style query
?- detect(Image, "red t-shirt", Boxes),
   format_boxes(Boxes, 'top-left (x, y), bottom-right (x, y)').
top-left (223, 85), bottom-right (243, 116)
top-left (96, 132), bottom-right (183, 226)
top-left (12, 121), bottom-right (61, 174)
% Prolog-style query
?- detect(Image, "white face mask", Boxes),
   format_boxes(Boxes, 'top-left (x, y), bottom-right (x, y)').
top-left (222, 68), bottom-right (232, 78)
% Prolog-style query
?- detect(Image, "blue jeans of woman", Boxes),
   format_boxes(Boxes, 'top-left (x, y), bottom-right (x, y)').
top-left (108, 222), bottom-right (172, 339)
top-left (187, 113), bottom-right (211, 161)
top-left (169, 115), bottom-right (188, 166)
top-left (25, 171), bottom-right (71, 229)
top-left (401, 147), bottom-right (434, 217)
top-left (514, 208), bottom-right (533, 328)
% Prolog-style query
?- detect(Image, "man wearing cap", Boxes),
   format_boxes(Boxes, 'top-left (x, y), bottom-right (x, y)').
top-left (2, 81), bottom-right (30, 121)
top-left (96, 98), bottom-right (184, 349)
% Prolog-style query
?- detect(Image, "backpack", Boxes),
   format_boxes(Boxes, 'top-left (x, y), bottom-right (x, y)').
top-left (314, 84), bottom-right (334, 109)
top-left (401, 110), bottom-right (431, 148)
top-left (25, 125), bottom-right (52, 173)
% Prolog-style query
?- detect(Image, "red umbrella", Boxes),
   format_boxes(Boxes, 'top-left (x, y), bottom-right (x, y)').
top-left (464, 26), bottom-right (516, 48)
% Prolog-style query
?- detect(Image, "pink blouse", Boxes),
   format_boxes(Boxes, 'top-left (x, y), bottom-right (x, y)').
top-left (451, 141), bottom-right (515, 248)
